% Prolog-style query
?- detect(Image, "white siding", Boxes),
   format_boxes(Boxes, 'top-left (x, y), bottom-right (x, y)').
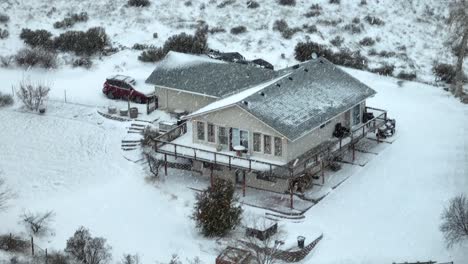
top-left (155, 86), bottom-right (217, 113)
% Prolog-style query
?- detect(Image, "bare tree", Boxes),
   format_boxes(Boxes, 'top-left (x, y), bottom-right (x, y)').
top-left (84, 237), bottom-right (112, 264)
top-left (0, 177), bottom-right (13, 211)
top-left (21, 210), bottom-right (55, 235)
top-left (448, 0), bottom-right (468, 98)
top-left (15, 79), bottom-right (50, 111)
top-left (440, 194), bottom-right (468, 247)
top-left (121, 254), bottom-right (140, 264)
top-left (239, 218), bottom-right (284, 264)
top-left (145, 153), bottom-right (161, 178)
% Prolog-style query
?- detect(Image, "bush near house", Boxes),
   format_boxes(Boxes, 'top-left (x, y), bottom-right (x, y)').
top-left (230, 26), bottom-right (247, 35)
top-left (278, 0), bottom-right (295, 6)
top-left (192, 179), bottom-right (243, 237)
top-left (432, 63), bottom-right (457, 83)
top-left (0, 93), bottom-right (14, 107)
top-left (128, 0), bottom-right (150, 7)
top-left (371, 64), bottom-right (395, 76)
top-left (15, 48), bottom-right (57, 69)
top-left (397, 71), bottom-right (417, 81)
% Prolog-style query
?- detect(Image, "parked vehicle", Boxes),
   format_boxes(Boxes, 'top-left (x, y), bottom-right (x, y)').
top-left (102, 75), bottom-right (152, 104)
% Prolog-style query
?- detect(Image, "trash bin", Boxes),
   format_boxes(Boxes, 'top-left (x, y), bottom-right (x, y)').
top-left (129, 107), bottom-right (138, 119)
top-left (119, 108), bottom-right (128, 116)
top-left (108, 106), bottom-right (117, 114)
top-left (297, 236), bottom-right (305, 249)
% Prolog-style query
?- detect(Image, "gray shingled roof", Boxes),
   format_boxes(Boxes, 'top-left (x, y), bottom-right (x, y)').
top-left (145, 52), bottom-right (278, 98)
top-left (236, 58), bottom-right (376, 141)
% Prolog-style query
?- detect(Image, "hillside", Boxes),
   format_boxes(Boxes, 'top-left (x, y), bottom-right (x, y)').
top-left (0, 0), bottom-right (463, 84)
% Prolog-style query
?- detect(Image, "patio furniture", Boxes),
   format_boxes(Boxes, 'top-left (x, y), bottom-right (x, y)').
top-left (233, 145), bottom-right (246, 157)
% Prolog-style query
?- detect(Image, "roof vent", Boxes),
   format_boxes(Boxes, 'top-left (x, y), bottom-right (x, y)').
top-left (276, 83), bottom-right (281, 87)
top-left (259, 92), bottom-right (265, 96)
top-left (292, 64), bottom-right (300, 69)
top-left (304, 68), bottom-right (309, 72)
top-left (242, 100), bottom-right (249, 106)
top-left (319, 59), bottom-right (324, 64)
top-left (311, 53), bottom-right (318, 60)
top-left (288, 77), bottom-right (293, 81)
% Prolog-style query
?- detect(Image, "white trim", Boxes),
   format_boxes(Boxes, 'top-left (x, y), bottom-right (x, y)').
top-left (263, 134), bottom-right (273, 155)
top-left (195, 120), bottom-right (206, 141)
top-left (252, 132), bottom-right (262, 153)
top-left (207, 123), bottom-right (216, 143)
top-left (155, 85), bottom-right (220, 99)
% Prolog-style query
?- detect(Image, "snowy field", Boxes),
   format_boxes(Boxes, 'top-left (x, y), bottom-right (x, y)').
top-left (0, 63), bottom-right (467, 263)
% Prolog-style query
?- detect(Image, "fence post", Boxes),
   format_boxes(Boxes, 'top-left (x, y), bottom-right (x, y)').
top-left (64, 90), bottom-right (67, 103)
top-left (164, 154), bottom-right (167, 176)
top-left (290, 190), bottom-right (294, 209)
top-left (242, 171), bottom-right (246, 197)
top-left (45, 248), bottom-right (48, 264)
top-left (31, 236), bottom-right (34, 256)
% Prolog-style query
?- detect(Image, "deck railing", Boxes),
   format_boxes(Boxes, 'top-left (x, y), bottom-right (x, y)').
top-left (151, 106), bottom-right (388, 178)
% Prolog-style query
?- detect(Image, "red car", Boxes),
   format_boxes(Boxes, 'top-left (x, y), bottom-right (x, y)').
top-left (102, 75), bottom-right (150, 104)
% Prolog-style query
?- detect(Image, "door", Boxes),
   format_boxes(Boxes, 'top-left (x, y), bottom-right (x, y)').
top-left (231, 128), bottom-right (240, 150)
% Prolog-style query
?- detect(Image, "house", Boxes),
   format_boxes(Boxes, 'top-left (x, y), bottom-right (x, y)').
top-left (150, 53), bottom-right (389, 193)
top-left (145, 52), bottom-right (278, 113)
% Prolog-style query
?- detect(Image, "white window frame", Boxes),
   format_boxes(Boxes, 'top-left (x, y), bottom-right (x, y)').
top-left (263, 134), bottom-right (272, 155)
top-left (352, 104), bottom-right (361, 126)
top-left (217, 126), bottom-right (228, 145)
top-left (274, 137), bottom-right (283, 157)
top-left (240, 129), bottom-right (249, 150)
top-left (207, 123), bottom-right (216, 143)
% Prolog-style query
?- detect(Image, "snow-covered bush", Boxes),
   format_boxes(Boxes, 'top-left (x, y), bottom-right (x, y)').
top-left (272, 19), bottom-right (301, 39)
top-left (48, 251), bottom-right (72, 264)
top-left (278, 0), bottom-right (295, 6)
top-left (20, 29), bottom-right (53, 48)
top-left (329, 0), bottom-right (340, 4)
top-left (330, 36), bottom-right (344, 47)
top-left (127, 0), bottom-right (150, 7)
top-left (53, 12), bottom-right (89, 29)
top-left (0, 234), bottom-right (30, 253)
top-left (440, 194), bottom-right (468, 247)
top-left (294, 41), bottom-right (332, 61)
top-left (192, 179), bottom-right (243, 237)
top-left (217, 0), bottom-right (235, 8)
top-left (0, 28), bottom-right (8, 39)
top-left (432, 63), bottom-right (457, 83)
top-left (15, 79), bottom-right (51, 111)
top-left (359, 37), bottom-right (375, 46)
top-left (120, 254), bottom-right (140, 264)
top-left (0, 13), bottom-right (9, 23)
top-left (364, 15), bottom-right (385, 26)
top-left (328, 49), bottom-right (368, 69)
top-left (21, 210), bottom-right (55, 235)
top-left (0, 92), bottom-right (14, 107)
top-left (343, 23), bottom-right (363, 34)
top-left (397, 72), bottom-right (417, 81)
top-left (54, 27), bottom-right (109, 55)
top-left (230, 26), bottom-right (247, 35)
top-left (72, 57), bottom-right (93, 69)
top-left (138, 48), bottom-right (165, 62)
top-left (208, 26), bottom-right (226, 34)
top-left (163, 29), bottom-right (207, 54)
top-left (0, 55), bottom-right (13, 67)
top-left (65, 226), bottom-right (112, 264)
top-left (371, 64), bottom-right (395, 76)
top-left (247, 1), bottom-right (259, 8)
top-left (15, 48), bottom-right (57, 69)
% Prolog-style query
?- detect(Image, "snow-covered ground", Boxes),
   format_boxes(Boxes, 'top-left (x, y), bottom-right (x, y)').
top-left (0, 66), bottom-right (467, 263)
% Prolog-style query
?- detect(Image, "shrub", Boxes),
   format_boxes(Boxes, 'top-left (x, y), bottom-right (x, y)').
top-left (15, 79), bottom-right (51, 111)
top-left (132, 43), bottom-right (151, 50)
top-left (230, 26), bottom-right (247, 35)
top-left (153, 32), bottom-right (158, 38)
top-left (352, 17), bottom-right (361, 24)
top-left (303, 24), bottom-right (317, 33)
top-left (0, 14), bottom-right (9, 23)
top-left (359, 37), bottom-right (375, 46)
top-left (54, 27), bottom-right (109, 55)
top-left (192, 179), bottom-right (243, 237)
top-left (66, 227), bottom-right (92, 262)
top-left (330, 36), bottom-right (344, 47)
top-left (48, 251), bottom-right (71, 264)
top-left (310, 4), bottom-right (322, 10)
top-left (294, 41), bottom-right (332, 61)
top-left (317, 18), bottom-right (342, 26)
top-left (0, 28), bottom-right (8, 39)
top-left (121, 254), bottom-right (140, 264)
top-left (371, 64), bottom-right (395, 76)
top-left (327, 49), bottom-right (368, 70)
top-left (0, 234), bottom-right (30, 253)
top-left (20, 28), bottom-right (53, 48)
top-left (304, 10), bottom-right (321, 18)
top-left (0, 93), bottom-right (14, 107)
top-left (397, 72), bottom-right (417, 81)
top-left (84, 237), bottom-right (112, 264)
top-left (208, 26), bottom-right (226, 34)
top-left (364, 15), bottom-right (385, 26)
top-left (440, 194), bottom-right (468, 248)
top-left (368, 48), bottom-right (378, 56)
top-left (128, 0), bottom-right (150, 7)
top-left (247, 1), bottom-right (260, 8)
top-left (15, 48), bottom-right (57, 69)
top-left (184, 1), bottom-right (192, 6)
top-left (278, 0), bottom-right (295, 6)
top-left (217, 0), bottom-right (235, 8)
top-left (53, 12), bottom-right (89, 29)
top-left (329, 0), bottom-right (340, 4)
top-left (273, 19), bottom-right (288, 33)
top-left (138, 48), bottom-right (165, 62)
top-left (378, 50), bottom-right (396, 58)
top-left (432, 63), bottom-right (456, 83)
top-left (163, 28), bottom-right (207, 54)
top-left (72, 57), bottom-right (93, 69)
top-left (343, 23), bottom-right (363, 34)
top-left (0, 55), bottom-right (13, 67)
top-left (360, 0), bottom-right (367, 5)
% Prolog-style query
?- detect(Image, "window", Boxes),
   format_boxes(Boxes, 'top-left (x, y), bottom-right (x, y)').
top-left (274, 137), bottom-right (282, 157)
top-left (240, 130), bottom-right (249, 149)
top-left (207, 123), bottom-right (215, 143)
top-left (196, 121), bottom-right (205, 141)
top-left (218, 126), bottom-right (228, 145)
top-left (253, 133), bottom-right (261, 152)
top-left (352, 104), bottom-right (361, 126)
top-left (263, 135), bottom-right (271, 154)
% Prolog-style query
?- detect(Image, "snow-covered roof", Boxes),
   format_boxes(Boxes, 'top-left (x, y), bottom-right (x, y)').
top-left (145, 51), bottom-right (279, 98)
top-left (185, 58), bottom-right (376, 141)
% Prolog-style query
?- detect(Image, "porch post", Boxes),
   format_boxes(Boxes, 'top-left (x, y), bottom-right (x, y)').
top-left (352, 144), bottom-right (355, 161)
top-left (210, 164), bottom-right (214, 187)
top-left (214, 153), bottom-right (217, 165)
top-left (290, 189), bottom-right (294, 209)
top-left (242, 171), bottom-right (246, 197)
top-left (164, 154), bottom-right (168, 176)
top-left (229, 156), bottom-right (231, 170)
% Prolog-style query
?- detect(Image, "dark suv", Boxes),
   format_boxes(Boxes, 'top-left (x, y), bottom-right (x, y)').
top-left (102, 75), bottom-right (150, 104)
